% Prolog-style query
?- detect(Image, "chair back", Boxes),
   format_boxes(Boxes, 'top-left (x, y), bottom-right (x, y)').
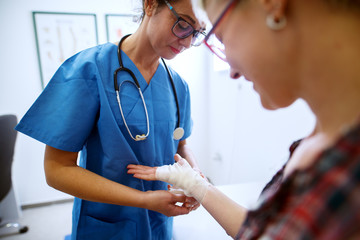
top-left (0, 115), bottom-right (18, 201)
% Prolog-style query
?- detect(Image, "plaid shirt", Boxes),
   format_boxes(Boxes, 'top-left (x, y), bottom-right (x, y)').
top-left (236, 123), bottom-right (360, 240)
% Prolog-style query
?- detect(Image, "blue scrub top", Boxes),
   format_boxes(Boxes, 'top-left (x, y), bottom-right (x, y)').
top-left (16, 43), bottom-right (193, 240)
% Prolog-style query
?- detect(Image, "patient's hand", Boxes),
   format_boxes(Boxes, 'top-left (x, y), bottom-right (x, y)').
top-left (127, 164), bottom-right (157, 181)
top-left (127, 163), bottom-right (200, 210)
top-left (127, 154), bottom-right (210, 203)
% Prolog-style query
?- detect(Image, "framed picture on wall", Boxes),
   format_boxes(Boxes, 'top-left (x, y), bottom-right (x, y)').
top-left (33, 12), bottom-right (99, 88)
top-left (105, 14), bottom-right (140, 43)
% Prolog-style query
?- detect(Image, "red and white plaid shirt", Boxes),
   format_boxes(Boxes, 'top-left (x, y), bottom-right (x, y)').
top-left (236, 123), bottom-right (360, 240)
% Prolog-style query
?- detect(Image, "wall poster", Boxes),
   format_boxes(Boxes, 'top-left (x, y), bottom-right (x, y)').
top-left (33, 12), bottom-right (99, 88)
top-left (105, 14), bottom-right (140, 43)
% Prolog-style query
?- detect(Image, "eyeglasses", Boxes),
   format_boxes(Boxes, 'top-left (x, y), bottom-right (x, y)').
top-left (165, 0), bottom-right (206, 47)
top-left (204, 0), bottom-right (238, 62)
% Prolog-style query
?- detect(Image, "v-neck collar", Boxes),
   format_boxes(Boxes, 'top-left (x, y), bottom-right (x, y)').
top-left (118, 47), bottom-right (163, 92)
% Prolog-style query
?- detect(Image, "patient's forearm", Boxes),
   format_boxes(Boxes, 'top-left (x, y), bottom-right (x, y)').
top-left (201, 185), bottom-right (248, 238)
top-left (128, 155), bottom-right (249, 232)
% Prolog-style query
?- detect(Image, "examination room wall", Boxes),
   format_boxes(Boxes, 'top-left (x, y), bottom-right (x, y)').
top-left (0, 0), bottom-right (210, 205)
top-left (206, 62), bottom-right (316, 185)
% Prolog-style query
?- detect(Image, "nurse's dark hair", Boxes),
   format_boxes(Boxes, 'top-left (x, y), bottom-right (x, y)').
top-left (139, 0), bottom-right (173, 22)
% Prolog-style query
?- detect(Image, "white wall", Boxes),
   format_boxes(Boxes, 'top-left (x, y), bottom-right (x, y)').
top-left (207, 65), bottom-right (316, 185)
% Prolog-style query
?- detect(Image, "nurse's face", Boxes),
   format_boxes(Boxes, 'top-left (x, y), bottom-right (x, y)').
top-left (204, 0), bottom-right (299, 110)
top-left (146, 0), bottom-right (205, 59)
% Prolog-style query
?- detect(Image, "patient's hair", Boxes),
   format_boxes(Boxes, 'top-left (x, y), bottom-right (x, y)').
top-left (326, 0), bottom-right (360, 6)
top-left (324, 0), bottom-right (360, 14)
top-left (198, 0), bottom-right (360, 10)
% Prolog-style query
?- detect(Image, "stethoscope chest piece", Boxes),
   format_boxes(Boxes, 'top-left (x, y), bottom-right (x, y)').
top-left (116, 34), bottom-right (183, 142)
top-left (173, 127), bottom-right (184, 140)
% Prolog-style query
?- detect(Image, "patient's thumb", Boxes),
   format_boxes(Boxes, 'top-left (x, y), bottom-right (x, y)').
top-left (174, 154), bottom-right (182, 162)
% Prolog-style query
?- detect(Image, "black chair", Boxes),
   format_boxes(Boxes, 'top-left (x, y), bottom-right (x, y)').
top-left (0, 114), bottom-right (28, 236)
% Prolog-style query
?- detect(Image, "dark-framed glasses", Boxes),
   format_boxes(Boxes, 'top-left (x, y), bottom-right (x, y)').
top-left (165, 0), bottom-right (206, 47)
top-left (204, 0), bottom-right (238, 62)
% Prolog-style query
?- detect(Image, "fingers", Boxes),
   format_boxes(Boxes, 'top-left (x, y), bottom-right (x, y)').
top-left (133, 173), bottom-right (155, 181)
top-left (170, 194), bottom-right (193, 216)
top-left (173, 154), bottom-right (187, 165)
top-left (168, 187), bottom-right (199, 210)
top-left (163, 191), bottom-right (192, 216)
top-left (172, 194), bottom-right (199, 211)
top-left (184, 197), bottom-right (201, 210)
top-left (127, 164), bottom-right (157, 181)
top-left (127, 167), bottom-right (153, 175)
top-left (127, 164), bottom-right (153, 171)
top-left (170, 205), bottom-right (191, 216)
top-left (174, 153), bottom-right (182, 162)
top-left (172, 192), bottom-right (187, 203)
top-left (174, 154), bottom-right (188, 167)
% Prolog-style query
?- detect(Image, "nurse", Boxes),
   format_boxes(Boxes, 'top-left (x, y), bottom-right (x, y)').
top-left (16, 0), bottom-right (206, 239)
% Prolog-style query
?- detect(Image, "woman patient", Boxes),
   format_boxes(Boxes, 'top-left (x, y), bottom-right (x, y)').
top-left (128, 0), bottom-right (360, 239)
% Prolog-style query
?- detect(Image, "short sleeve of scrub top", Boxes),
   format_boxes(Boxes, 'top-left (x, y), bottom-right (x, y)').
top-left (16, 47), bottom-right (101, 152)
top-left (16, 44), bottom-right (192, 152)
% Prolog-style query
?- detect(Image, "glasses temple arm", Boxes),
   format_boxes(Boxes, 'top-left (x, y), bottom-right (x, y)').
top-left (164, 0), bottom-right (181, 19)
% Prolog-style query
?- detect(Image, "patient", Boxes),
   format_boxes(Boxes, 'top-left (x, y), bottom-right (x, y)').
top-left (128, 0), bottom-right (360, 239)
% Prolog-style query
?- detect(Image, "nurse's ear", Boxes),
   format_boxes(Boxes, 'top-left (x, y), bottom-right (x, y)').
top-left (144, 0), bottom-right (158, 17)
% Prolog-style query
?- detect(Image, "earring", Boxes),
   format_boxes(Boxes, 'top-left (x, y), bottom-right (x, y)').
top-left (266, 15), bottom-right (287, 30)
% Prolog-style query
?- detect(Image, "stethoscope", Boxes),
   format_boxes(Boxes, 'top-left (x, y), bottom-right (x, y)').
top-left (114, 34), bottom-right (184, 141)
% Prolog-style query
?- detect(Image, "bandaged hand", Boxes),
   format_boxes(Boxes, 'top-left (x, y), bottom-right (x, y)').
top-left (127, 154), bottom-right (210, 203)
top-left (155, 155), bottom-right (210, 203)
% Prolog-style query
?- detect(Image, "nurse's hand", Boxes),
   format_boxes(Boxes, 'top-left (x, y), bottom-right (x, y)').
top-left (167, 154), bottom-right (203, 211)
top-left (184, 196), bottom-right (200, 211)
top-left (127, 155), bottom-right (210, 203)
top-left (145, 190), bottom-right (191, 217)
top-left (169, 186), bottom-right (200, 211)
top-left (126, 162), bottom-right (201, 212)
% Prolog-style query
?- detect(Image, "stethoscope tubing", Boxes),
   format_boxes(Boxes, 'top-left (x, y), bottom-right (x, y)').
top-left (114, 34), bottom-right (183, 141)
top-left (161, 58), bottom-right (181, 129)
top-left (116, 80), bottom-right (150, 141)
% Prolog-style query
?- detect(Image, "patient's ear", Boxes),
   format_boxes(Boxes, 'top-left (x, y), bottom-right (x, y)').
top-left (260, 0), bottom-right (288, 21)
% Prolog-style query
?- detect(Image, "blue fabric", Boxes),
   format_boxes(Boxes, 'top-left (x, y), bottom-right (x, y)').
top-left (16, 43), bottom-right (193, 240)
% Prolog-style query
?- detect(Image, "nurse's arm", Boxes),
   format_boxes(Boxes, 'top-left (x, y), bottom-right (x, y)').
top-left (44, 145), bottom-right (191, 217)
top-left (177, 139), bottom-right (201, 173)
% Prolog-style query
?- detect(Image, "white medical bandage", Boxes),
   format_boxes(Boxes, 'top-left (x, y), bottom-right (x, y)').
top-left (156, 158), bottom-right (210, 203)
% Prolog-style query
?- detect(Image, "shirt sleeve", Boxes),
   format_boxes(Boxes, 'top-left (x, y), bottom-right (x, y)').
top-left (15, 48), bottom-right (101, 152)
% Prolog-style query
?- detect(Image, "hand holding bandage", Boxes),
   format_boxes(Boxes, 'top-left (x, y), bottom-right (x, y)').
top-left (156, 155), bottom-right (210, 203)
top-left (127, 154), bottom-right (210, 203)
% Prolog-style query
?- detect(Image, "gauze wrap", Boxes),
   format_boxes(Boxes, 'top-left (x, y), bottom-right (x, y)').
top-left (156, 157), bottom-right (210, 203)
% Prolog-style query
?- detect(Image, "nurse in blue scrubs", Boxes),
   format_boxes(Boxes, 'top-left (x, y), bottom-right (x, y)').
top-left (15, 0), bottom-right (206, 239)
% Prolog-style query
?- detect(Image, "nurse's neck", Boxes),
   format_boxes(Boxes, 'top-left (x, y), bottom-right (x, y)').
top-left (121, 32), bottom-right (160, 84)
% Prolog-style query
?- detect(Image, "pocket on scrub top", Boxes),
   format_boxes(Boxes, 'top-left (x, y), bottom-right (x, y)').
top-left (79, 216), bottom-right (137, 240)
